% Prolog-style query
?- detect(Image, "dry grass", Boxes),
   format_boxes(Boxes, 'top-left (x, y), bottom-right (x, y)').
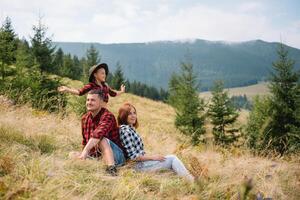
top-left (0, 93), bottom-right (299, 200)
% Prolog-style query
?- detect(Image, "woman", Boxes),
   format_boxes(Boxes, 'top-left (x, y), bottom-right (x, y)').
top-left (118, 103), bottom-right (194, 181)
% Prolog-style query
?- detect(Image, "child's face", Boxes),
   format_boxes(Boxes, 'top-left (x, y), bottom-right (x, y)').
top-left (94, 68), bottom-right (106, 82)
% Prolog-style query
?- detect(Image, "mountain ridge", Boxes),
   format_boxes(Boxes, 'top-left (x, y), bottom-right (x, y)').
top-left (53, 39), bottom-right (300, 90)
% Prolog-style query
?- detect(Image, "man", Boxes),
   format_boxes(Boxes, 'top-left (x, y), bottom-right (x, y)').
top-left (70, 89), bottom-right (126, 176)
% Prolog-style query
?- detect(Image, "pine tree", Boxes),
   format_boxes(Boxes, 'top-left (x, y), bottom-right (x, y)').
top-left (111, 62), bottom-right (125, 89)
top-left (245, 96), bottom-right (272, 151)
top-left (0, 16), bottom-right (17, 80)
top-left (82, 44), bottom-right (101, 81)
top-left (168, 61), bottom-right (205, 144)
top-left (61, 54), bottom-right (73, 77)
top-left (265, 44), bottom-right (300, 154)
top-left (53, 48), bottom-right (64, 75)
top-left (16, 39), bottom-right (34, 74)
top-left (208, 80), bottom-right (239, 145)
top-left (71, 55), bottom-right (82, 80)
top-left (30, 17), bottom-right (55, 75)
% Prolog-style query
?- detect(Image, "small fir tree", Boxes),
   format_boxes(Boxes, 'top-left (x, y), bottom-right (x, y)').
top-left (30, 17), bottom-right (55, 75)
top-left (265, 44), bottom-right (300, 154)
top-left (82, 44), bottom-right (101, 81)
top-left (53, 48), bottom-right (64, 75)
top-left (246, 44), bottom-right (300, 155)
top-left (168, 61), bottom-right (205, 144)
top-left (208, 80), bottom-right (239, 145)
top-left (111, 62), bottom-right (125, 89)
top-left (0, 16), bottom-right (17, 80)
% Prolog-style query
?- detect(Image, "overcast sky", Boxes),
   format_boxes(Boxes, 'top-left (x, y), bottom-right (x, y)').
top-left (1, 0), bottom-right (300, 48)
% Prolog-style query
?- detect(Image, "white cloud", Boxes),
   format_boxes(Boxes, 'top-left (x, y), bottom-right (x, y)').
top-left (1, 0), bottom-right (300, 48)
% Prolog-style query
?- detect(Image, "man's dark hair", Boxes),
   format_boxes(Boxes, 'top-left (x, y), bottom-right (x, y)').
top-left (88, 89), bottom-right (104, 100)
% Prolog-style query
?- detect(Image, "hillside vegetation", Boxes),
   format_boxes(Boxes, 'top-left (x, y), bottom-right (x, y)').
top-left (0, 93), bottom-right (299, 199)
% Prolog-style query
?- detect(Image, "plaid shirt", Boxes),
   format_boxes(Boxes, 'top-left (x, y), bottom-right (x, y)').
top-left (119, 124), bottom-right (145, 159)
top-left (78, 82), bottom-right (117, 103)
top-left (81, 108), bottom-right (124, 157)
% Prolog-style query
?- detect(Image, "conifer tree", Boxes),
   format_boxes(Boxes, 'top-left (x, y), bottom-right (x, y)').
top-left (0, 16), bottom-right (17, 80)
top-left (16, 39), bottom-right (34, 74)
top-left (30, 17), bottom-right (55, 75)
top-left (265, 44), bottom-right (300, 154)
top-left (82, 44), bottom-right (100, 81)
top-left (61, 54), bottom-right (73, 77)
top-left (168, 61), bottom-right (205, 144)
top-left (71, 55), bottom-right (82, 80)
top-left (208, 80), bottom-right (239, 145)
top-left (246, 44), bottom-right (300, 155)
top-left (53, 48), bottom-right (64, 75)
top-left (111, 62), bottom-right (125, 89)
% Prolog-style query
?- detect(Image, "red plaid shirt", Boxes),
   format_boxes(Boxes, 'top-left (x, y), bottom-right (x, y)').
top-left (81, 108), bottom-right (124, 157)
top-left (78, 82), bottom-right (117, 103)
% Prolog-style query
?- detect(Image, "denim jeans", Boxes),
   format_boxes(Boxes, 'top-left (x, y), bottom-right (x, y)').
top-left (134, 155), bottom-right (194, 181)
top-left (106, 139), bottom-right (126, 166)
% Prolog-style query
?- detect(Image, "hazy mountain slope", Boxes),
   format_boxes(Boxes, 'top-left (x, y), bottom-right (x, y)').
top-left (54, 39), bottom-right (300, 90)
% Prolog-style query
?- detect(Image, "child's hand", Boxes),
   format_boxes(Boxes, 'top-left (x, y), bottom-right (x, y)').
top-left (57, 86), bottom-right (67, 93)
top-left (120, 84), bottom-right (126, 93)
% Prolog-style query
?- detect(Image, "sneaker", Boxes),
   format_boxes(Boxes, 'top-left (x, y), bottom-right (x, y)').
top-left (105, 165), bottom-right (118, 176)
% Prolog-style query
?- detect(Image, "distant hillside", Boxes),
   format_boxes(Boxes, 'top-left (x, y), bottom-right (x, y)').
top-left (200, 82), bottom-right (270, 100)
top-left (54, 39), bottom-right (300, 90)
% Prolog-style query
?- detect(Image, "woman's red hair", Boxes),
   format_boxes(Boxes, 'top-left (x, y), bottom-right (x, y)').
top-left (117, 103), bottom-right (139, 128)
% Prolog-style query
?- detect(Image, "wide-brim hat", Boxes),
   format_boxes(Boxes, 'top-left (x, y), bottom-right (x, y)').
top-left (88, 63), bottom-right (109, 82)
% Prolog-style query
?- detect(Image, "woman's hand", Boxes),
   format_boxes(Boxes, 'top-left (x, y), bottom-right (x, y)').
top-left (151, 155), bottom-right (166, 161)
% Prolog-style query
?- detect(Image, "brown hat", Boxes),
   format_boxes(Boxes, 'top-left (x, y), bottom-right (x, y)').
top-left (88, 63), bottom-right (109, 82)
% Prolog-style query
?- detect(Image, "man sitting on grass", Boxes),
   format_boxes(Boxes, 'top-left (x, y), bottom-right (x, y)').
top-left (69, 89), bottom-right (126, 176)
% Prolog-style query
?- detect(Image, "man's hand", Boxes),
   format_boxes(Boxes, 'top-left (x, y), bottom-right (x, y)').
top-left (78, 151), bottom-right (88, 160)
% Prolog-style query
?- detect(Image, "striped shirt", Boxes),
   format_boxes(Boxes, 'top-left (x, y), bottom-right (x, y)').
top-left (119, 124), bottom-right (145, 159)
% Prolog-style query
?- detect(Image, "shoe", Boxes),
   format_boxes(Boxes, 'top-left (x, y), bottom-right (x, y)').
top-left (105, 165), bottom-right (118, 176)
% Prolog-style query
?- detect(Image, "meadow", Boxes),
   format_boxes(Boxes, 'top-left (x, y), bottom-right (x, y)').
top-left (0, 89), bottom-right (299, 199)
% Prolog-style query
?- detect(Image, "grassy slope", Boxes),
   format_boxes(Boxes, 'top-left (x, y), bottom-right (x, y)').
top-left (200, 82), bottom-right (270, 100)
top-left (0, 86), bottom-right (299, 199)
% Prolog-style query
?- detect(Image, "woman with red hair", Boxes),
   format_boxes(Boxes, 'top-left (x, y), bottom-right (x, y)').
top-left (118, 103), bottom-right (194, 181)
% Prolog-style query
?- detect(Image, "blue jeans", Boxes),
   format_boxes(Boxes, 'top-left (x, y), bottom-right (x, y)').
top-left (107, 139), bottom-right (126, 166)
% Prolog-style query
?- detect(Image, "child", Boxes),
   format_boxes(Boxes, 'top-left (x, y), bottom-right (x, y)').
top-left (58, 63), bottom-right (125, 105)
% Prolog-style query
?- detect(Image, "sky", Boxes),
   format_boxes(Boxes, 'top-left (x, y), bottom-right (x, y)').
top-left (1, 0), bottom-right (300, 48)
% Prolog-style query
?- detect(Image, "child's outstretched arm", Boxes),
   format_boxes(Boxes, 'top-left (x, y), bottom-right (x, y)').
top-left (117, 84), bottom-right (126, 96)
top-left (57, 86), bottom-right (80, 95)
top-left (107, 84), bottom-right (125, 97)
top-left (116, 84), bottom-right (126, 96)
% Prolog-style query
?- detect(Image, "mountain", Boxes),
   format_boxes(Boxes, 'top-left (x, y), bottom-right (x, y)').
top-left (53, 39), bottom-right (300, 90)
